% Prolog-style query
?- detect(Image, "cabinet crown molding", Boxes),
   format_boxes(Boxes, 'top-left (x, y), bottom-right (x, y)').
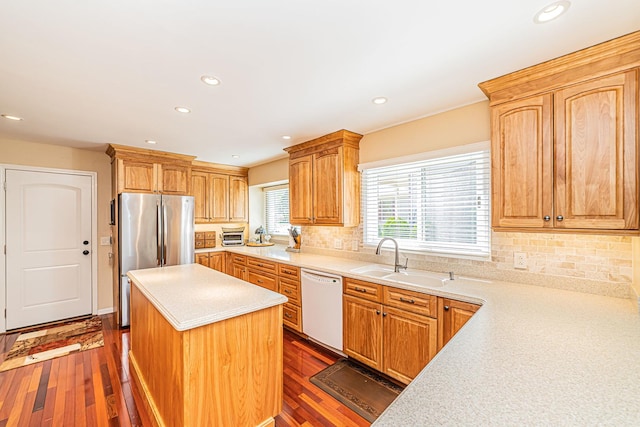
top-left (106, 143), bottom-right (196, 164)
top-left (283, 129), bottom-right (363, 156)
top-left (191, 160), bottom-right (248, 176)
top-left (478, 30), bottom-right (640, 105)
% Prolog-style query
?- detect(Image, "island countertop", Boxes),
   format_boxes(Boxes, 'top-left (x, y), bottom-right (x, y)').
top-left (127, 263), bottom-right (288, 331)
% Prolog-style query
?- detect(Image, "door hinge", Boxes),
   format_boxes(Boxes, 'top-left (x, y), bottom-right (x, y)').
top-left (3, 245), bottom-right (5, 255)
top-left (2, 181), bottom-right (5, 191)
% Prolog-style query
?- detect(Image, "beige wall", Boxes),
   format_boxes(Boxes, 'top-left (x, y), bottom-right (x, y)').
top-left (633, 237), bottom-right (640, 305)
top-left (0, 138), bottom-right (113, 311)
top-left (248, 157), bottom-right (288, 187)
top-left (360, 101), bottom-right (490, 163)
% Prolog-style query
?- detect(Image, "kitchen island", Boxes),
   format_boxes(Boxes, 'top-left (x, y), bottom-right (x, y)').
top-left (127, 263), bottom-right (287, 427)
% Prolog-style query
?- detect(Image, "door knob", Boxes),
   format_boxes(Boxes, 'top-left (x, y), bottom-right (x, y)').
top-left (83, 240), bottom-right (89, 245)
top-left (83, 250), bottom-right (90, 255)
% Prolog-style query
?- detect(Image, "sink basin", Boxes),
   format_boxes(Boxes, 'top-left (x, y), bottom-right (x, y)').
top-left (351, 265), bottom-right (448, 288)
top-left (350, 265), bottom-right (395, 278)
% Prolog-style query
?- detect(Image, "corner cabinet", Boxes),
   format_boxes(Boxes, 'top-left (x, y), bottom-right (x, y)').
top-left (191, 161), bottom-right (248, 224)
top-left (479, 31), bottom-right (640, 233)
top-left (284, 129), bottom-right (363, 227)
top-left (106, 144), bottom-right (195, 195)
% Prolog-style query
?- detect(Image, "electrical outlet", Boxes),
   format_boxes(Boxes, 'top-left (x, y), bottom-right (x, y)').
top-left (100, 236), bottom-right (112, 246)
top-left (352, 240), bottom-right (359, 251)
top-left (334, 239), bottom-right (343, 249)
top-left (514, 252), bottom-right (527, 269)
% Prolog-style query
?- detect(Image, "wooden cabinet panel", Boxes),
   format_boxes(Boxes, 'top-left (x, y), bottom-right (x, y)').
top-left (195, 253), bottom-right (210, 267)
top-left (554, 71), bottom-right (638, 230)
top-left (382, 306), bottom-right (437, 385)
top-left (289, 155), bottom-right (314, 225)
top-left (283, 303), bottom-right (302, 332)
top-left (278, 264), bottom-right (299, 280)
top-left (383, 287), bottom-right (437, 318)
top-left (442, 299), bottom-right (480, 347)
top-left (209, 174), bottom-right (229, 223)
top-left (343, 295), bottom-right (383, 370)
top-left (159, 164), bottom-right (189, 195)
top-left (120, 159), bottom-right (156, 193)
top-left (343, 277), bottom-right (382, 302)
top-left (246, 256), bottom-right (278, 274)
top-left (230, 263), bottom-right (246, 281)
top-left (247, 269), bottom-right (277, 291)
top-left (191, 172), bottom-right (209, 222)
top-left (210, 252), bottom-right (225, 273)
top-left (278, 277), bottom-right (300, 306)
top-left (492, 95), bottom-right (553, 228)
top-left (312, 148), bottom-right (342, 225)
top-left (229, 176), bottom-right (248, 222)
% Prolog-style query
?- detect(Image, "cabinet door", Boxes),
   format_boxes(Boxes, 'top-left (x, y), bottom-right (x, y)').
top-left (209, 174), bottom-right (229, 222)
top-left (343, 295), bottom-right (382, 370)
top-left (230, 263), bottom-right (246, 281)
top-left (313, 147), bottom-right (343, 225)
top-left (382, 306), bottom-right (437, 385)
top-left (158, 164), bottom-right (190, 195)
top-left (229, 176), bottom-right (248, 222)
top-left (289, 155), bottom-right (314, 225)
top-left (195, 253), bottom-right (210, 268)
top-left (191, 172), bottom-right (210, 223)
top-left (119, 159), bottom-right (156, 193)
top-left (442, 299), bottom-right (480, 347)
top-left (210, 252), bottom-right (225, 273)
top-left (491, 94), bottom-right (553, 228)
top-left (554, 71), bottom-right (638, 230)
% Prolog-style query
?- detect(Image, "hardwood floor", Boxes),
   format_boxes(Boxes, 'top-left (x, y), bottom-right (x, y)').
top-left (0, 315), bottom-right (370, 426)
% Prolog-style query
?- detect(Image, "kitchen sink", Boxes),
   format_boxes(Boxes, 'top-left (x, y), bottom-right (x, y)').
top-left (350, 265), bottom-right (448, 288)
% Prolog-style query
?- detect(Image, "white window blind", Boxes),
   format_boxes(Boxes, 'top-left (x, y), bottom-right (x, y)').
top-left (361, 146), bottom-right (490, 258)
top-left (264, 185), bottom-right (290, 236)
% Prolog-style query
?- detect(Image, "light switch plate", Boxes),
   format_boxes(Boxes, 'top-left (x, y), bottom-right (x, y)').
top-left (100, 236), bottom-right (112, 246)
top-left (334, 239), bottom-right (343, 249)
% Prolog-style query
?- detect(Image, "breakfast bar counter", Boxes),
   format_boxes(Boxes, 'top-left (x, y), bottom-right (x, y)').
top-left (127, 263), bottom-right (287, 427)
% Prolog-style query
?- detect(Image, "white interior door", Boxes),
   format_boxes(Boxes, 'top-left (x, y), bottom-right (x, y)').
top-left (5, 169), bottom-right (93, 330)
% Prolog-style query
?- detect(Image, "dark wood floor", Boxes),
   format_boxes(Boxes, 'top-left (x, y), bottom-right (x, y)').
top-left (0, 315), bottom-right (369, 426)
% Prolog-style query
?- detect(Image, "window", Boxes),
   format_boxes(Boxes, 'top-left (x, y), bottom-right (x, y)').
top-left (360, 143), bottom-right (490, 258)
top-left (264, 185), bottom-right (290, 235)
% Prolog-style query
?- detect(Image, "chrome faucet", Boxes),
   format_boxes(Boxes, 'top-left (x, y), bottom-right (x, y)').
top-left (375, 237), bottom-right (407, 273)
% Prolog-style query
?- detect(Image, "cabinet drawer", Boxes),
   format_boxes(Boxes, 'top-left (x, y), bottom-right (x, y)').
top-left (247, 269), bottom-right (277, 291)
top-left (229, 254), bottom-right (246, 265)
top-left (383, 286), bottom-right (437, 318)
top-left (247, 256), bottom-right (278, 274)
top-left (344, 278), bottom-right (382, 302)
top-left (195, 240), bottom-right (205, 249)
top-left (204, 231), bottom-right (216, 240)
top-left (195, 232), bottom-right (205, 241)
top-left (278, 264), bottom-right (300, 280)
top-left (283, 302), bottom-right (302, 332)
top-left (279, 278), bottom-right (300, 306)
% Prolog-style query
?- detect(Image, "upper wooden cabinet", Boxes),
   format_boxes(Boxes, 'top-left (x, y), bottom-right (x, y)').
top-left (106, 144), bottom-right (195, 195)
top-left (479, 32), bottom-right (640, 233)
top-left (284, 129), bottom-right (363, 227)
top-left (191, 161), bottom-right (248, 224)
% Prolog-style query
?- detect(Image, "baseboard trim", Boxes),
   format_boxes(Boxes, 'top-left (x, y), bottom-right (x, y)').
top-left (97, 307), bottom-right (115, 316)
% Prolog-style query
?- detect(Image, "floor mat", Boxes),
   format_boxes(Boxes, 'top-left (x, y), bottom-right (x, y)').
top-left (309, 358), bottom-right (404, 423)
top-left (0, 316), bottom-right (104, 372)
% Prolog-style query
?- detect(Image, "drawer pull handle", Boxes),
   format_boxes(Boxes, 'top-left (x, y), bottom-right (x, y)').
top-left (399, 297), bottom-right (415, 304)
top-left (284, 313), bottom-right (292, 319)
top-left (284, 289), bottom-right (292, 294)
top-left (284, 271), bottom-right (295, 275)
top-left (354, 287), bottom-right (367, 293)
top-left (257, 263), bottom-right (264, 267)
top-left (257, 279), bottom-right (263, 283)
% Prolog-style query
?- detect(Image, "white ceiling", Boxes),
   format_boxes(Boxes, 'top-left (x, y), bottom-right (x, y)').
top-left (1, 1), bottom-right (639, 167)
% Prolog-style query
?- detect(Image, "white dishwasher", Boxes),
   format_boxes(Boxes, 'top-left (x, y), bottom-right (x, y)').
top-left (301, 269), bottom-right (344, 354)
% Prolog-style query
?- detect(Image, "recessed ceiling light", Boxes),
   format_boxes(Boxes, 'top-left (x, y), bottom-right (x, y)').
top-left (175, 106), bottom-right (191, 114)
top-left (231, 155), bottom-right (240, 159)
top-left (534, 1), bottom-right (571, 23)
top-left (145, 140), bottom-right (157, 145)
top-left (282, 135), bottom-right (292, 140)
top-left (372, 97), bottom-right (388, 105)
top-left (1, 114), bottom-right (23, 121)
top-left (201, 75), bottom-right (221, 86)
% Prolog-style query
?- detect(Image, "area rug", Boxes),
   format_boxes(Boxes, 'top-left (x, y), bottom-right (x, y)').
top-left (0, 316), bottom-right (104, 372)
top-left (309, 358), bottom-right (404, 423)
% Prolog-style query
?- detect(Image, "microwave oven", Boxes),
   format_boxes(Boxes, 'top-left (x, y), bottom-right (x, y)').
top-left (222, 231), bottom-right (245, 246)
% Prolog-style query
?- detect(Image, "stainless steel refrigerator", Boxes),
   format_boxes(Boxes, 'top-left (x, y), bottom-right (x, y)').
top-left (118, 192), bottom-right (194, 326)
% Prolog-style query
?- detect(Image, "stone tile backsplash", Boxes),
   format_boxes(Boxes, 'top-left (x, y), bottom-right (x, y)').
top-left (301, 226), bottom-right (633, 298)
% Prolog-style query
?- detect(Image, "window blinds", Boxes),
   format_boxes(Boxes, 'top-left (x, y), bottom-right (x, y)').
top-left (264, 185), bottom-right (290, 236)
top-left (361, 148), bottom-right (490, 257)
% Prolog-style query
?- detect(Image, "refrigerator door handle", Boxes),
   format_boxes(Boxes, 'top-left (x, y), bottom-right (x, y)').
top-left (163, 202), bottom-right (168, 265)
top-left (157, 200), bottom-right (162, 266)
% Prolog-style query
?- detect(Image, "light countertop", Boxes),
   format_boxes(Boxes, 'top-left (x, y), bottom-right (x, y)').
top-left (127, 263), bottom-right (287, 332)
top-left (213, 244), bottom-right (640, 425)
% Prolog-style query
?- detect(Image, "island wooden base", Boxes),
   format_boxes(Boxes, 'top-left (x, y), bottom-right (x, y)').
top-left (129, 285), bottom-right (283, 427)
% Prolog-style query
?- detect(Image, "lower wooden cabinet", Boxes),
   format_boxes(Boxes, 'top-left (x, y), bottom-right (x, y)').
top-left (195, 251), bottom-right (226, 273)
top-left (441, 298), bottom-right (480, 347)
top-left (343, 280), bottom-right (438, 385)
top-left (247, 269), bottom-right (278, 292)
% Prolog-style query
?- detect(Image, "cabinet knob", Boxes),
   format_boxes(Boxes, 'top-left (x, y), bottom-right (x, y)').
top-left (543, 216), bottom-right (551, 222)
top-left (284, 313), bottom-right (292, 319)
top-left (444, 305), bottom-right (450, 311)
top-left (382, 312), bottom-right (387, 317)
top-left (376, 310), bottom-right (381, 315)
top-left (556, 215), bottom-right (564, 221)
